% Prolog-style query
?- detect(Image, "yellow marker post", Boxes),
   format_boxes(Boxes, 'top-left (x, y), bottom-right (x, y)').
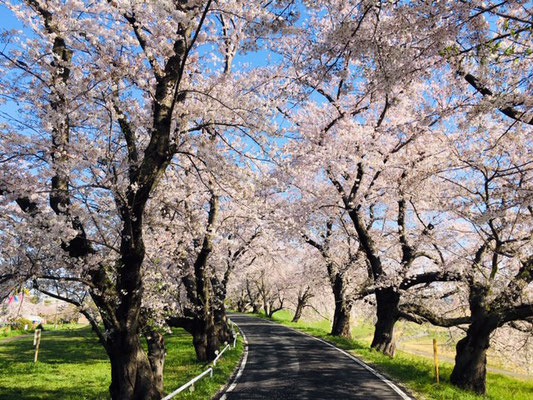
top-left (433, 338), bottom-right (439, 386)
top-left (34, 329), bottom-right (42, 363)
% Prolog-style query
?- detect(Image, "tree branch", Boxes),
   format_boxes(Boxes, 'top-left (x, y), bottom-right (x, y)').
top-left (399, 303), bottom-right (471, 327)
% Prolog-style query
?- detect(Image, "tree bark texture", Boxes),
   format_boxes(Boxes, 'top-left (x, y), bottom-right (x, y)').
top-left (145, 328), bottom-right (166, 395)
top-left (450, 285), bottom-right (498, 395)
top-left (370, 288), bottom-right (400, 356)
top-left (331, 300), bottom-right (352, 337)
top-left (449, 321), bottom-right (493, 395)
top-left (107, 330), bottom-right (162, 400)
top-left (329, 270), bottom-right (352, 338)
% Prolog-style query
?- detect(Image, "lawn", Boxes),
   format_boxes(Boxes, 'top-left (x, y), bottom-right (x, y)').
top-left (0, 327), bottom-right (34, 339)
top-left (257, 310), bottom-right (533, 400)
top-left (0, 323), bottom-right (84, 339)
top-left (0, 325), bottom-right (243, 400)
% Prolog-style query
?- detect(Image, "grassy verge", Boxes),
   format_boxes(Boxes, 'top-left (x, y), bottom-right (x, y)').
top-left (0, 323), bottom-right (84, 339)
top-left (0, 328), bottom-right (33, 339)
top-left (0, 325), bottom-right (243, 399)
top-left (164, 330), bottom-right (244, 399)
top-left (253, 310), bottom-right (533, 400)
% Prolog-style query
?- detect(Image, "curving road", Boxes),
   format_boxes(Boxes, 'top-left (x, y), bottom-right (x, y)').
top-left (221, 314), bottom-right (412, 400)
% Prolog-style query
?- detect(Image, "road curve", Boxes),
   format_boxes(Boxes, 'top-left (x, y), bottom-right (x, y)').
top-left (222, 314), bottom-right (411, 400)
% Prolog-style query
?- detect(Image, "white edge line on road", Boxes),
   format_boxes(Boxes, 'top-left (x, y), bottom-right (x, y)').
top-left (260, 317), bottom-right (413, 400)
top-left (220, 325), bottom-right (248, 400)
top-left (305, 334), bottom-right (412, 400)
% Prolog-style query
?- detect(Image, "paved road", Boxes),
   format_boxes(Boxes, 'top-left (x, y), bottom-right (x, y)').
top-left (222, 314), bottom-right (410, 400)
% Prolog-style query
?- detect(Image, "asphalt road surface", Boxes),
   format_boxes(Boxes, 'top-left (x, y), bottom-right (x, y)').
top-left (222, 314), bottom-right (411, 400)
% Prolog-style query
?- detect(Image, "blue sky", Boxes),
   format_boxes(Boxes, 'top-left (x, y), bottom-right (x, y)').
top-left (0, 4), bottom-right (23, 30)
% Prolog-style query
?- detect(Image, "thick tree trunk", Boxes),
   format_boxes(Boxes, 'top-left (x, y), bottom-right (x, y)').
top-left (213, 302), bottom-right (232, 344)
top-left (145, 328), bottom-right (165, 395)
top-left (371, 288), bottom-right (400, 356)
top-left (192, 311), bottom-right (220, 361)
top-left (252, 303), bottom-right (260, 313)
top-left (107, 330), bottom-right (162, 400)
top-left (211, 275), bottom-right (232, 345)
top-left (450, 318), bottom-right (494, 394)
top-left (331, 300), bottom-right (352, 337)
top-left (330, 273), bottom-right (352, 337)
top-left (105, 223), bottom-right (162, 399)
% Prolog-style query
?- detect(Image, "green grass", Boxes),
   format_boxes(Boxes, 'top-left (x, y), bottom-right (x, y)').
top-left (254, 310), bottom-right (533, 400)
top-left (164, 330), bottom-right (244, 399)
top-left (0, 323), bottom-right (84, 339)
top-left (41, 323), bottom-right (87, 331)
top-left (0, 325), bottom-right (244, 399)
top-left (0, 327), bottom-right (34, 339)
top-left (0, 326), bottom-right (110, 399)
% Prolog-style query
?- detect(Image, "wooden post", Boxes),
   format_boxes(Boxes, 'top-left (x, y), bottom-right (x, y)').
top-left (34, 329), bottom-right (42, 363)
top-left (433, 338), bottom-right (439, 386)
top-left (54, 302), bottom-right (58, 329)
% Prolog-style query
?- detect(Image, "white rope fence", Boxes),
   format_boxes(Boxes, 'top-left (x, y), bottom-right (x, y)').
top-left (161, 368), bottom-right (214, 400)
top-left (162, 319), bottom-right (240, 400)
top-left (213, 344), bottom-right (230, 366)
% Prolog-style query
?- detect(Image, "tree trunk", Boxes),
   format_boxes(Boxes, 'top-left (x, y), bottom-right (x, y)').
top-left (189, 194), bottom-right (220, 362)
top-left (292, 299), bottom-right (305, 323)
top-left (450, 318), bottom-right (494, 394)
top-left (166, 312), bottom-right (220, 361)
top-left (331, 300), bottom-right (352, 337)
top-left (292, 287), bottom-right (312, 323)
top-left (105, 220), bottom-right (162, 399)
top-left (252, 302), bottom-right (260, 314)
top-left (236, 298), bottom-right (247, 312)
top-left (192, 311), bottom-right (220, 361)
top-left (330, 273), bottom-right (352, 337)
top-left (211, 277), bottom-right (232, 345)
top-left (263, 297), bottom-right (270, 317)
top-left (213, 302), bottom-right (232, 344)
top-left (107, 330), bottom-right (162, 400)
top-left (371, 288), bottom-right (400, 356)
top-left (267, 307), bottom-right (279, 318)
top-left (145, 328), bottom-right (165, 395)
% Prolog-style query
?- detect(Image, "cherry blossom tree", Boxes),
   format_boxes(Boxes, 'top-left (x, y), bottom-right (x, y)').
top-left (440, 0), bottom-right (533, 126)
top-left (399, 111), bottom-right (533, 394)
top-left (299, 217), bottom-right (367, 338)
top-left (145, 148), bottom-right (266, 361)
top-left (0, 1), bottom-right (530, 397)
top-left (287, 252), bottom-right (325, 323)
top-left (0, 0), bottom-right (292, 398)
top-left (271, 0), bottom-right (501, 356)
top-left (277, 72), bottom-right (469, 352)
